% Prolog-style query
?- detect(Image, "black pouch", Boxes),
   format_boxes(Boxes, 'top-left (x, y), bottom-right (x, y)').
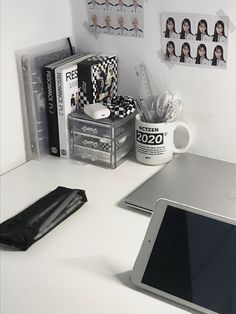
top-left (0, 186), bottom-right (87, 251)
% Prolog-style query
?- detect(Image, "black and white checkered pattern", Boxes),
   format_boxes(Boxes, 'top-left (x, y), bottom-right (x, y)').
top-left (91, 56), bottom-right (118, 102)
top-left (78, 55), bottom-right (118, 110)
top-left (99, 142), bottom-right (111, 152)
top-left (104, 95), bottom-right (136, 118)
top-left (98, 141), bottom-right (122, 152)
top-left (78, 89), bottom-right (89, 108)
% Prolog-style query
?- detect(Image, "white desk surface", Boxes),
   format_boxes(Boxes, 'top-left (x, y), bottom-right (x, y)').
top-left (0, 156), bottom-right (190, 314)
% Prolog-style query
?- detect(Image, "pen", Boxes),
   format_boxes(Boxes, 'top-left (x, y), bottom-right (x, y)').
top-left (136, 97), bottom-right (154, 123)
top-left (135, 98), bottom-right (147, 122)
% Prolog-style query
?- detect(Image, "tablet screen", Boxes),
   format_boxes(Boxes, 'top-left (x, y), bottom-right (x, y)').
top-left (142, 206), bottom-right (236, 314)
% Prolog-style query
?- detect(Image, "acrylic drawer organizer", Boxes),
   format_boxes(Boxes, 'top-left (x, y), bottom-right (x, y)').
top-left (68, 112), bottom-right (135, 168)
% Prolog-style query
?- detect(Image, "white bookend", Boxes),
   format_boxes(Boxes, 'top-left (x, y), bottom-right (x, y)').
top-left (55, 53), bottom-right (94, 158)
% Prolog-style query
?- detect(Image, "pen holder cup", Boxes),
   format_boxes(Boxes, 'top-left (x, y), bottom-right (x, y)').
top-left (135, 114), bottom-right (192, 165)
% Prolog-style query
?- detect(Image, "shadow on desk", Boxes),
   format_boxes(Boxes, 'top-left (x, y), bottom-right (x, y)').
top-left (60, 255), bottom-right (122, 278)
top-left (116, 271), bottom-right (194, 314)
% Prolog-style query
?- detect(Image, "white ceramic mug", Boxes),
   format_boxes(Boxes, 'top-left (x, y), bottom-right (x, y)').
top-left (135, 114), bottom-right (192, 165)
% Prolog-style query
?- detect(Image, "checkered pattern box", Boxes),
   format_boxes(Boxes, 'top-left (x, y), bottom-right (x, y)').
top-left (77, 55), bottom-right (118, 109)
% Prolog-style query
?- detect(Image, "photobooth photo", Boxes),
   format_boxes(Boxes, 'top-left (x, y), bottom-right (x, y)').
top-left (161, 12), bottom-right (230, 69)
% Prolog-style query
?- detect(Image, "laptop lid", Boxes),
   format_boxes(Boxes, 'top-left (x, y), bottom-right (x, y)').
top-left (125, 154), bottom-right (236, 220)
top-left (131, 199), bottom-right (236, 314)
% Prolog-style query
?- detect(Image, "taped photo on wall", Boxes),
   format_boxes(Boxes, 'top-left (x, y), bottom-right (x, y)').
top-left (86, 0), bottom-right (144, 38)
top-left (100, 0), bottom-right (115, 12)
top-left (115, 14), bottom-right (130, 36)
top-left (129, 0), bottom-right (144, 14)
top-left (101, 12), bottom-right (116, 35)
top-left (162, 38), bottom-right (228, 69)
top-left (114, 0), bottom-right (130, 13)
top-left (129, 14), bottom-right (144, 38)
top-left (89, 11), bottom-right (103, 33)
top-left (161, 12), bottom-right (229, 69)
top-left (87, 0), bottom-right (101, 11)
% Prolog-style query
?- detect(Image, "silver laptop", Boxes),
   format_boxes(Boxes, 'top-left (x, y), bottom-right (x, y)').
top-left (125, 153), bottom-right (236, 220)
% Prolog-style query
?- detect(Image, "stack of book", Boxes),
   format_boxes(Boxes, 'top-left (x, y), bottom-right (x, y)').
top-left (43, 53), bottom-right (118, 159)
top-left (16, 38), bottom-right (74, 160)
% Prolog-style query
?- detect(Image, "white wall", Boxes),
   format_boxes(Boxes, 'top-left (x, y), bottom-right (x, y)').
top-left (0, 0), bottom-right (74, 174)
top-left (71, 0), bottom-right (236, 163)
top-left (1, 1), bottom-right (235, 175)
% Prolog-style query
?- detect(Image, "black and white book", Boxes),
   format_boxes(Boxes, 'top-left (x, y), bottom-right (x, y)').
top-left (43, 54), bottom-right (83, 156)
top-left (55, 53), bottom-right (94, 158)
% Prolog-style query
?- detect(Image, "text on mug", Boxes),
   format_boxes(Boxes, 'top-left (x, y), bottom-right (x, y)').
top-left (136, 131), bottom-right (164, 145)
top-left (139, 126), bottom-right (159, 133)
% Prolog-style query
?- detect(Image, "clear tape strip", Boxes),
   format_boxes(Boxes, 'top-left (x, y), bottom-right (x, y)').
top-left (83, 20), bottom-right (100, 39)
top-left (216, 9), bottom-right (236, 34)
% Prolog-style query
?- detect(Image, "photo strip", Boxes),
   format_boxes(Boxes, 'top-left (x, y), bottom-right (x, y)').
top-left (161, 12), bottom-right (229, 69)
top-left (86, 0), bottom-right (144, 38)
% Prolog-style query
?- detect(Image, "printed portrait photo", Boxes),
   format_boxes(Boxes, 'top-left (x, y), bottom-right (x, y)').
top-left (195, 44), bottom-right (210, 65)
top-left (116, 15), bottom-right (129, 36)
top-left (87, 0), bottom-right (101, 11)
top-left (114, 0), bottom-right (129, 13)
top-left (164, 17), bottom-right (179, 39)
top-left (129, 0), bottom-right (144, 14)
top-left (195, 19), bottom-right (211, 42)
top-left (101, 13), bottom-right (116, 35)
top-left (130, 15), bottom-right (144, 37)
top-left (179, 42), bottom-right (194, 63)
top-left (100, 0), bottom-right (115, 12)
top-left (161, 12), bottom-right (229, 69)
top-left (180, 18), bottom-right (195, 40)
top-left (211, 45), bottom-right (226, 67)
top-left (165, 41), bottom-right (179, 63)
top-left (86, 0), bottom-right (145, 38)
top-left (89, 12), bottom-right (102, 33)
top-left (212, 20), bottom-right (228, 43)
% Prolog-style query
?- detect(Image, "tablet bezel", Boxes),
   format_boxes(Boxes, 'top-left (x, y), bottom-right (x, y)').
top-left (131, 198), bottom-right (236, 314)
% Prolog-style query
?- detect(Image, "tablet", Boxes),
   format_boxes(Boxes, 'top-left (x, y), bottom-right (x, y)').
top-left (131, 199), bottom-right (236, 314)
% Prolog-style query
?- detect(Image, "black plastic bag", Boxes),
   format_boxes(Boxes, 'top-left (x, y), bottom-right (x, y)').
top-left (0, 186), bottom-right (87, 251)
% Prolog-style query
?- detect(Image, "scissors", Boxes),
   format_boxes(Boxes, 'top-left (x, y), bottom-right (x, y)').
top-left (155, 91), bottom-right (182, 123)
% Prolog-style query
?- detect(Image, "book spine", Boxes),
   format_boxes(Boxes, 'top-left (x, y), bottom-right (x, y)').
top-left (44, 67), bottom-right (60, 156)
top-left (78, 62), bottom-right (94, 107)
top-left (56, 55), bottom-right (95, 159)
top-left (21, 55), bottom-right (38, 158)
top-left (55, 66), bottom-right (76, 158)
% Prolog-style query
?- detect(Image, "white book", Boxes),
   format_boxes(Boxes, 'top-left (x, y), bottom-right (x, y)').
top-left (55, 53), bottom-right (94, 158)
